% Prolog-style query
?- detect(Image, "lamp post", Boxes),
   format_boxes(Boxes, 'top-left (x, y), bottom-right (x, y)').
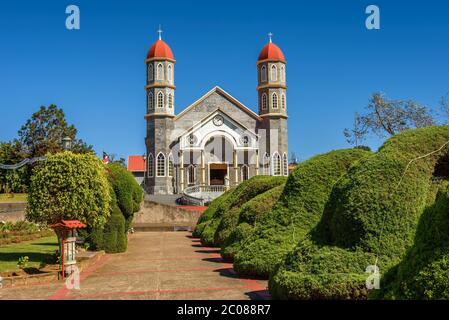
top-left (62, 136), bottom-right (72, 151)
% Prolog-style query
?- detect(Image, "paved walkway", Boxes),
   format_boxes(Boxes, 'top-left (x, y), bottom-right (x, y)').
top-left (0, 232), bottom-right (269, 300)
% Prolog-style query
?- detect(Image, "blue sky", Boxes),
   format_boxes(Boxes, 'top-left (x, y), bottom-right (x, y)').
top-left (1, 0), bottom-right (448, 162)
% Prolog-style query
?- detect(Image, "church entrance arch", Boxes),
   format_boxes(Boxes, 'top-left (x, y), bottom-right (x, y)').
top-left (204, 135), bottom-right (234, 186)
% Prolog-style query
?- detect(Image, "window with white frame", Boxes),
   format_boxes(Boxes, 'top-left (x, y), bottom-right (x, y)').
top-left (241, 165), bottom-right (249, 181)
top-left (148, 153), bottom-right (154, 177)
top-left (168, 154), bottom-right (174, 177)
top-left (148, 64), bottom-right (153, 82)
top-left (261, 65), bottom-right (267, 82)
top-left (282, 94), bottom-right (286, 109)
top-left (272, 93), bottom-right (279, 109)
top-left (263, 153), bottom-right (270, 175)
top-left (157, 63), bottom-right (164, 80)
top-left (168, 64), bottom-right (173, 82)
top-left (281, 66), bottom-right (285, 82)
top-left (271, 65), bottom-right (277, 81)
top-left (157, 153), bottom-right (166, 177)
top-left (168, 94), bottom-right (173, 109)
top-left (273, 152), bottom-right (281, 176)
top-left (148, 92), bottom-right (154, 111)
top-left (187, 165), bottom-right (196, 185)
top-left (262, 93), bottom-right (267, 110)
top-left (283, 153), bottom-right (288, 176)
top-left (158, 92), bottom-right (164, 108)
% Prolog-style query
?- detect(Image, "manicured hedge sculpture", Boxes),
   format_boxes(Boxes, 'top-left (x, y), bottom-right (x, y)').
top-left (233, 149), bottom-right (371, 278)
top-left (194, 176), bottom-right (287, 247)
top-left (270, 126), bottom-right (449, 299)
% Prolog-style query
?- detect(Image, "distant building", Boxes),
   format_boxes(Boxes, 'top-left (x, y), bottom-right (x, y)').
top-left (127, 156), bottom-right (146, 186)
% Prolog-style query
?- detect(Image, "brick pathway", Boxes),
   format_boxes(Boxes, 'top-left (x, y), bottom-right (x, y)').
top-left (0, 232), bottom-right (269, 300)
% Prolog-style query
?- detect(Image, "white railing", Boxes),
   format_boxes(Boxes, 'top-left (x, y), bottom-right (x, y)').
top-left (182, 185), bottom-right (229, 206)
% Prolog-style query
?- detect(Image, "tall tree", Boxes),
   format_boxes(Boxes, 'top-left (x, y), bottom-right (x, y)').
top-left (344, 93), bottom-right (436, 144)
top-left (17, 105), bottom-right (93, 157)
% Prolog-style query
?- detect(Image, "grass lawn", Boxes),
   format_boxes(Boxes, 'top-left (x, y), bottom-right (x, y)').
top-left (0, 193), bottom-right (27, 203)
top-left (0, 236), bottom-right (58, 273)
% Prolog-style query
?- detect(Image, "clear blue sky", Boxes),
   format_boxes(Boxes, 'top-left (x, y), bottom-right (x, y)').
top-left (1, 0), bottom-right (448, 162)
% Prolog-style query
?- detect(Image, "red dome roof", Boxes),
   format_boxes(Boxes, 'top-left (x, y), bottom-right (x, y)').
top-left (258, 42), bottom-right (285, 63)
top-left (146, 39), bottom-right (174, 60)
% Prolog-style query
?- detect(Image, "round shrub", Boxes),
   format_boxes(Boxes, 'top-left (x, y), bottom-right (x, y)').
top-left (271, 126), bottom-right (449, 299)
top-left (234, 149), bottom-right (371, 278)
top-left (27, 152), bottom-right (111, 228)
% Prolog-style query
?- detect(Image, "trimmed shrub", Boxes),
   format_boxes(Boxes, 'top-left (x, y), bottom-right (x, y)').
top-left (221, 185), bottom-right (285, 261)
top-left (197, 176), bottom-right (287, 247)
top-left (270, 126), bottom-right (449, 299)
top-left (27, 152), bottom-right (110, 228)
top-left (101, 202), bottom-right (128, 253)
top-left (234, 149), bottom-right (371, 278)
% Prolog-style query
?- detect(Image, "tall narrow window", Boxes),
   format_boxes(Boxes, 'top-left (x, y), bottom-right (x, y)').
top-left (168, 94), bottom-right (173, 109)
top-left (273, 152), bottom-right (281, 176)
top-left (148, 64), bottom-right (153, 82)
top-left (148, 92), bottom-right (153, 111)
top-left (282, 94), bottom-right (286, 109)
top-left (283, 153), bottom-right (288, 176)
top-left (262, 93), bottom-right (268, 110)
top-left (148, 153), bottom-right (154, 177)
top-left (241, 165), bottom-right (249, 181)
top-left (157, 63), bottom-right (164, 80)
top-left (272, 93), bottom-right (279, 109)
top-left (187, 165), bottom-right (196, 185)
top-left (271, 65), bottom-right (277, 81)
top-left (263, 153), bottom-right (270, 175)
top-left (168, 65), bottom-right (173, 82)
top-left (281, 66), bottom-right (285, 82)
top-left (157, 153), bottom-right (166, 177)
top-left (168, 154), bottom-right (174, 177)
top-left (158, 92), bottom-right (164, 108)
top-left (261, 65), bottom-right (267, 82)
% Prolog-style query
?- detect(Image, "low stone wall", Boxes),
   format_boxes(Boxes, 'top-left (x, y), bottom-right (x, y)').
top-left (132, 200), bottom-right (203, 231)
top-left (0, 202), bottom-right (26, 222)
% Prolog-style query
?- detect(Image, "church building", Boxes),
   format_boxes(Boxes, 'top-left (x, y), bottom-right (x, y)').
top-left (144, 31), bottom-right (289, 195)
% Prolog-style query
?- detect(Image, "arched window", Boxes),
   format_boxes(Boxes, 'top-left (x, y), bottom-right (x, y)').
top-left (281, 66), bottom-right (285, 82)
top-left (158, 92), bottom-right (164, 108)
top-left (283, 153), bottom-right (288, 176)
top-left (168, 94), bottom-right (173, 109)
top-left (281, 94), bottom-right (286, 109)
top-left (187, 165), bottom-right (196, 185)
top-left (148, 92), bottom-right (154, 111)
top-left (148, 153), bottom-right (154, 177)
top-left (261, 93), bottom-right (268, 110)
top-left (157, 63), bottom-right (164, 80)
top-left (168, 154), bottom-right (174, 177)
top-left (241, 165), bottom-right (249, 181)
top-left (148, 64), bottom-right (153, 82)
top-left (261, 65), bottom-right (267, 82)
top-left (168, 65), bottom-right (173, 82)
top-left (272, 152), bottom-right (281, 176)
top-left (272, 93), bottom-right (279, 109)
top-left (263, 153), bottom-right (270, 175)
top-left (271, 65), bottom-right (277, 81)
top-left (157, 153), bottom-right (166, 177)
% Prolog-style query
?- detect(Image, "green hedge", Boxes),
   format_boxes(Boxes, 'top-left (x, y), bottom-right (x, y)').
top-left (234, 149), bottom-right (371, 278)
top-left (195, 176), bottom-right (287, 247)
top-left (270, 126), bottom-right (449, 299)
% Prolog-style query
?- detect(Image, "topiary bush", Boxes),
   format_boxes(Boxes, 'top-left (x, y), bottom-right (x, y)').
top-left (234, 149), bottom-right (371, 278)
top-left (221, 185), bottom-right (285, 261)
top-left (270, 126), bottom-right (449, 299)
top-left (101, 202), bottom-right (128, 253)
top-left (27, 152), bottom-right (111, 229)
top-left (197, 176), bottom-right (287, 247)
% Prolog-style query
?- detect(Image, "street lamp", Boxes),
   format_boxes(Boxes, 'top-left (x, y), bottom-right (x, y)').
top-left (62, 136), bottom-right (72, 151)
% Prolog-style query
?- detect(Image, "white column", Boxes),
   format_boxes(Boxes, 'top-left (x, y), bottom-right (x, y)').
top-left (233, 150), bottom-right (239, 185)
top-left (255, 150), bottom-right (260, 176)
top-left (201, 150), bottom-right (206, 185)
top-left (179, 151), bottom-right (184, 192)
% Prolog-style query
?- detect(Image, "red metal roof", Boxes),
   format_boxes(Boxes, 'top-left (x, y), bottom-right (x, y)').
top-left (258, 42), bottom-right (286, 63)
top-left (128, 156), bottom-right (146, 172)
top-left (147, 39), bottom-right (174, 60)
top-left (50, 220), bottom-right (87, 229)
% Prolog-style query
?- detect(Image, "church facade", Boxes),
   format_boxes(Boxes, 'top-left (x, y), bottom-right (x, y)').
top-left (144, 33), bottom-right (289, 195)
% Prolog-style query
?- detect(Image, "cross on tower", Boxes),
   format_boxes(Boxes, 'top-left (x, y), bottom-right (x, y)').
top-left (268, 32), bottom-right (273, 43)
top-left (158, 25), bottom-right (163, 40)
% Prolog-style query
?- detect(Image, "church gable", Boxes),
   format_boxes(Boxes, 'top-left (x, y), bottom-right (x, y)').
top-left (174, 87), bottom-right (260, 132)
